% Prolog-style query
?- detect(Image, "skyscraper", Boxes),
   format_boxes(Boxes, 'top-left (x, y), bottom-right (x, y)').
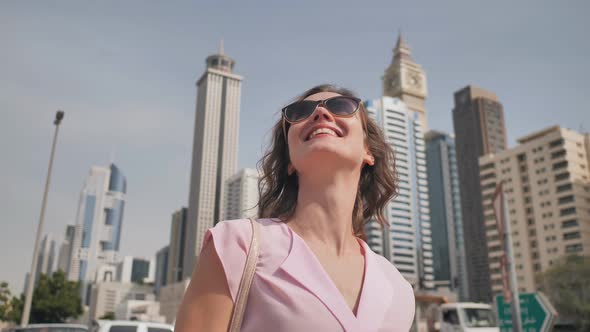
top-left (68, 163), bottom-right (127, 304)
top-left (154, 246), bottom-right (169, 296)
top-left (479, 126), bottom-right (590, 294)
top-left (452, 85), bottom-right (507, 302)
top-left (183, 43), bottom-right (243, 279)
top-left (168, 208), bottom-right (187, 284)
top-left (57, 225), bottom-right (75, 274)
top-left (383, 33), bottom-right (428, 129)
top-left (425, 131), bottom-right (468, 300)
top-left (364, 96), bottom-right (434, 290)
top-left (30, 234), bottom-right (56, 288)
top-left (224, 168), bottom-right (259, 220)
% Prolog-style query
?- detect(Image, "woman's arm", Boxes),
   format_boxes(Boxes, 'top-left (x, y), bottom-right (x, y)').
top-left (174, 239), bottom-right (233, 332)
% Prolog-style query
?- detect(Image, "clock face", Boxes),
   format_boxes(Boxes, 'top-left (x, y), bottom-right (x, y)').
top-left (406, 71), bottom-right (422, 89)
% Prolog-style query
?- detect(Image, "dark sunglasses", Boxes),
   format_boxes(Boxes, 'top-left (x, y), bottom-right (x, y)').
top-left (281, 96), bottom-right (362, 139)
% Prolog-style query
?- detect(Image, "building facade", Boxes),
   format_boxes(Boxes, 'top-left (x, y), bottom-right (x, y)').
top-left (159, 280), bottom-right (190, 324)
top-left (479, 126), bottom-right (590, 294)
top-left (425, 131), bottom-right (468, 300)
top-left (224, 168), bottom-right (259, 220)
top-left (184, 45), bottom-right (243, 279)
top-left (67, 164), bottom-right (127, 304)
top-left (36, 234), bottom-right (56, 282)
top-left (364, 96), bottom-right (434, 290)
top-left (116, 256), bottom-right (151, 284)
top-left (167, 208), bottom-right (187, 284)
top-left (154, 246), bottom-right (169, 296)
top-left (57, 225), bottom-right (76, 274)
top-left (383, 33), bottom-right (428, 130)
top-left (88, 282), bottom-right (154, 321)
top-left (452, 86), bottom-right (507, 302)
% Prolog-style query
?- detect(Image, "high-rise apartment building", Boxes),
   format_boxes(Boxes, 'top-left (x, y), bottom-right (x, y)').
top-left (480, 126), bottom-right (590, 294)
top-left (116, 256), bottom-right (151, 284)
top-left (425, 131), bottom-right (468, 300)
top-left (68, 163), bottom-right (126, 304)
top-left (57, 225), bottom-right (75, 274)
top-left (30, 234), bottom-right (56, 288)
top-left (224, 168), bottom-right (259, 220)
top-left (167, 208), bottom-right (187, 284)
top-left (154, 246), bottom-right (169, 296)
top-left (452, 86), bottom-right (507, 302)
top-left (383, 33), bottom-right (428, 129)
top-left (364, 96), bottom-right (434, 290)
top-left (184, 44), bottom-right (243, 279)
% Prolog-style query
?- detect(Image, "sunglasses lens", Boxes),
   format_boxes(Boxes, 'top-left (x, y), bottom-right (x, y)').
top-left (284, 100), bottom-right (318, 122)
top-left (325, 97), bottom-right (359, 116)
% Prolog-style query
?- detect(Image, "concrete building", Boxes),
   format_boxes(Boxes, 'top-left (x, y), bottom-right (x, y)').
top-left (364, 96), bottom-right (434, 290)
top-left (452, 86), bottom-right (507, 302)
top-left (224, 168), bottom-right (259, 220)
top-left (35, 234), bottom-right (56, 283)
top-left (116, 256), bottom-right (151, 284)
top-left (479, 126), bottom-right (590, 294)
top-left (115, 299), bottom-right (165, 323)
top-left (167, 208), bottom-right (187, 284)
top-left (425, 131), bottom-right (468, 300)
top-left (159, 280), bottom-right (190, 324)
top-left (184, 43), bottom-right (243, 279)
top-left (154, 246), bottom-right (169, 296)
top-left (88, 282), bottom-right (154, 321)
top-left (383, 33), bottom-right (428, 130)
top-left (57, 225), bottom-right (76, 274)
top-left (68, 164), bottom-right (127, 304)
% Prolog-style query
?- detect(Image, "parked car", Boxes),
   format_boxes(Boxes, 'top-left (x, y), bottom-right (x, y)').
top-left (89, 320), bottom-right (173, 332)
top-left (12, 324), bottom-right (88, 332)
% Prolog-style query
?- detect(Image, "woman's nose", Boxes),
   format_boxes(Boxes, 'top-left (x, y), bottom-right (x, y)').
top-left (311, 104), bottom-right (334, 122)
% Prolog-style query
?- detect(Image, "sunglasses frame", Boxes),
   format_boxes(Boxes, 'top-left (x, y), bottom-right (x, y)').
top-left (281, 96), bottom-right (362, 141)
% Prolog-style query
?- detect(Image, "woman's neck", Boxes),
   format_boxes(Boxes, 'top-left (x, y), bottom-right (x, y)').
top-left (288, 169), bottom-right (361, 257)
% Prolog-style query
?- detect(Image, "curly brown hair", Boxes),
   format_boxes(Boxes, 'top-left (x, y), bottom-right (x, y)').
top-left (256, 84), bottom-right (398, 238)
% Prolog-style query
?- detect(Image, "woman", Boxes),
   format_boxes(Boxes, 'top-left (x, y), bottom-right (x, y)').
top-left (175, 84), bottom-right (415, 331)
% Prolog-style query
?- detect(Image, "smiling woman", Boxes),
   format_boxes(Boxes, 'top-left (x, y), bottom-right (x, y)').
top-left (175, 84), bottom-right (415, 332)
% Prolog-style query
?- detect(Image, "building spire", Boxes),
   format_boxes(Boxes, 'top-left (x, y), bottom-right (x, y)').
top-left (393, 31), bottom-right (412, 60)
top-left (219, 39), bottom-right (224, 55)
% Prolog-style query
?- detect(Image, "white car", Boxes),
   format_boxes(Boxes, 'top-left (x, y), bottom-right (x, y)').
top-left (90, 320), bottom-right (173, 332)
top-left (438, 303), bottom-right (499, 332)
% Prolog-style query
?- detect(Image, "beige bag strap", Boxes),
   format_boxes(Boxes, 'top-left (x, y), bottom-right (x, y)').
top-left (228, 218), bottom-right (260, 332)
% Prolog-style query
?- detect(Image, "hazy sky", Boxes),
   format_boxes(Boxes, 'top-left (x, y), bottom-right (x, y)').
top-left (1, 1), bottom-right (588, 294)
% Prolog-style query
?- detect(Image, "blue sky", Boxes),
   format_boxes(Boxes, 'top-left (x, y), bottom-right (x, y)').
top-left (1, 1), bottom-right (588, 294)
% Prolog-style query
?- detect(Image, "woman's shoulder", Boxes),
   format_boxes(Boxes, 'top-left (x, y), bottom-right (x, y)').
top-left (367, 248), bottom-right (414, 294)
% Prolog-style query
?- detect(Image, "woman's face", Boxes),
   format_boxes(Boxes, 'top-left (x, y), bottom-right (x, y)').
top-left (287, 91), bottom-right (373, 175)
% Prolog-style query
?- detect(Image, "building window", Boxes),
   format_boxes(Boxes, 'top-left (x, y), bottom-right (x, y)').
top-left (551, 150), bottom-right (566, 159)
top-left (563, 232), bottom-right (581, 240)
top-left (560, 207), bottom-right (577, 216)
top-left (553, 161), bottom-right (568, 170)
top-left (549, 138), bottom-right (564, 148)
top-left (565, 243), bottom-right (583, 253)
top-left (558, 195), bottom-right (575, 205)
top-left (556, 183), bottom-right (573, 193)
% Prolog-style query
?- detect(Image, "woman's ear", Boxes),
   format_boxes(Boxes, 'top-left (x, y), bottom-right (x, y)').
top-left (288, 163), bottom-right (296, 175)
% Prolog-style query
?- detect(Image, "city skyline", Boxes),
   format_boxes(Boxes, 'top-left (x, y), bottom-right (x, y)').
top-left (1, 1), bottom-right (589, 294)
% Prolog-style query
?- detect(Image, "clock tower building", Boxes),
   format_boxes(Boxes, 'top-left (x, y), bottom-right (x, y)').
top-left (383, 33), bottom-right (428, 129)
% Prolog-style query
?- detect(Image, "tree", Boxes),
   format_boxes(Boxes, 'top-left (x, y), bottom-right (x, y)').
top-left (537, 255), bottom-right (590, 331)
top-left (7, 271), bottom-right (83, 324)
top-left (0, 281), bottom-right (12, 321)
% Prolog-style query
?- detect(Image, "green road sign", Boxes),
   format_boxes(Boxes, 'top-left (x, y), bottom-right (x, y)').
top-left (496, 292), bottom-right (557, 332)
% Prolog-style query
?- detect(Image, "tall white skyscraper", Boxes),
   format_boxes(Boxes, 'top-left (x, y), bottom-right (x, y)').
top-left (224, 168), bottom-right (259, 220)
top-left (183, 43), bottom-right (243, 278)
top-left (364, 96), bottom-right (434, 290)
top-left (68, 163), bottom-right (127, 304)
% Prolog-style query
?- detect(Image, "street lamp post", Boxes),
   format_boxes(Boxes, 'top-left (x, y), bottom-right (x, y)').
top-left (21, 110), bottom-right (65, 326)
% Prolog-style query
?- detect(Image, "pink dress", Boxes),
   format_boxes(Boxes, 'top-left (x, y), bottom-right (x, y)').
top-left (201, 218), bottom-right (415, 332)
